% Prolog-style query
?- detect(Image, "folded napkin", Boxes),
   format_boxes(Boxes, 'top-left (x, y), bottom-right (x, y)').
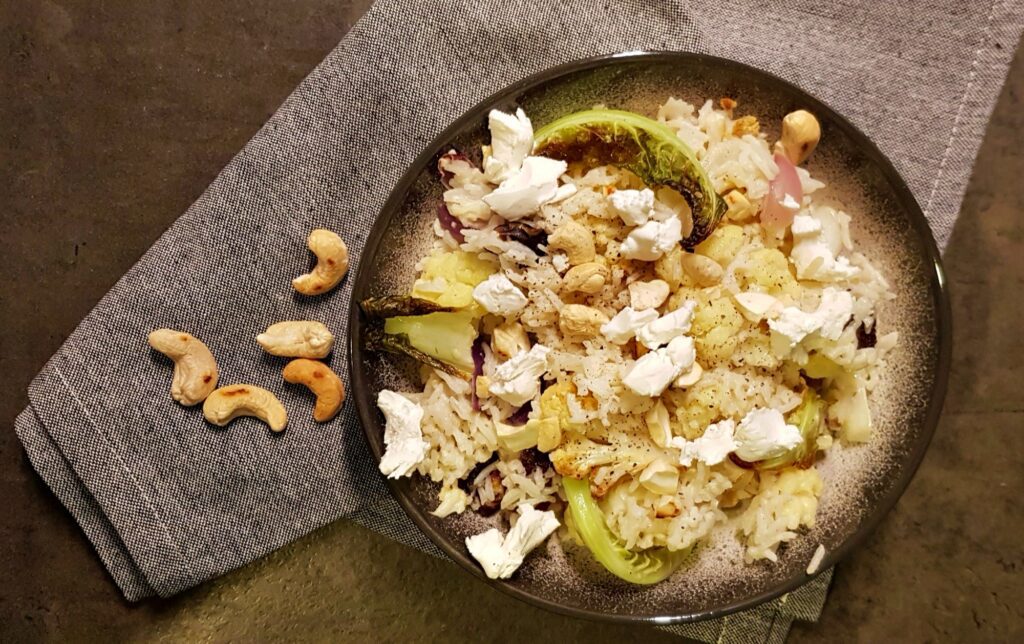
top-left (16, 0), bottom-right (1022, 641)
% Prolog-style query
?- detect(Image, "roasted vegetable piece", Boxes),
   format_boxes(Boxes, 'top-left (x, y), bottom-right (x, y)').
top-left (380, 309), bottom-right (477, 373)
top-left (758, 389), bottom-right (826, 470)
top-left (534, 109), bottom-right (726, 247)
top-left (360, 295), bottom-right (455, 318)
top-left (563, 477), bottom-right (690, 584)
top-left (364, 326), bottom-right (467, 378)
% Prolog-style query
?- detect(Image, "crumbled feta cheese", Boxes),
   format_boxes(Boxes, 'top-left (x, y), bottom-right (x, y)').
top-left (815, 287), bottom-right (855, 340)
top-left (768, 286), bottom-right (854, 350)
top-left (638, 459), bottom-right (679, 495)
top-left (490, 344), bottom-right (550, 406)
top-left (664, 335), bottom-right (696, 371)
top-left (483, 156), bottom-right (569, 220)
top-left (601, 306), bottom-right (659, 344)
top-left (473, 273), bottom-right (528, 315)
top-left (610, 188), bottom-right (656, 226)
top-left (790, 211), bottom-right (860, 282)
top-left (623, 336), bottom-right (695, 397)
top-left (431, 486), bottom-right (469, 518)
top-left (672, 418), bottom-right (737, 467)
top-left (733, 292), bottom-right (783, 322)
top-left (465, 504), bottom-right (559, 579)
top-left (733, 408), bottom-right (802, 462)
top-left (619, 217), bottom-right (682, 261)
top-left (622, 350), bottom-right (677, 397)
top-left (482, 108), bottom-right (533, 183)
top-left (637, 301), bottom-right (697, 349)
top-left (790, 213), bottom-right (822, 236)
top-left (376, 390), bottom-right (429, 478)
top-left (628, 279), bottom-right (670, 310)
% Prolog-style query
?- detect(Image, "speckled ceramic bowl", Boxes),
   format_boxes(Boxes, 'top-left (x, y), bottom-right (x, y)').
top-left (348, 52), bottom-right (951, 624)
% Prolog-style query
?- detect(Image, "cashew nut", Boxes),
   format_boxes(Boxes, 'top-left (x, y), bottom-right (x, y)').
top-left (562, 262), bottom-right (609, 294)
top-left (257, 321), bottom-right (334, 358)
top-left (723, 189), bottom-right (754, 221)
top-left (491, 320), bottom-right (531, 359)
top-left (628, 280), bottom-right (670, 311)
top-left (681, 252), bottom-right (724, 286)
top-left (674, 362), bottom-right (703, 388)
top-left (559, 304), bottom-right (609, 337)
top-left (148, 329), bottom-right (219, 406)
top-left (203, 384), bottom-right (288, 432)
top-left (292, 229), bottom-right (349, 296)
top-left (547, 221), bottom-right (595, 265)
top-left (282, 358), bottom-right (345, 422)
top-left (778, 110), bottom-right (821, 165)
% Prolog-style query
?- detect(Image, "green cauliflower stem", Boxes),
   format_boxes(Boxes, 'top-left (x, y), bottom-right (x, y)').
top-left (534, 108), bottom-right (726, 247)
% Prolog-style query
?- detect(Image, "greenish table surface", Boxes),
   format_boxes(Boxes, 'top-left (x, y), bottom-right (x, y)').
top-left (2, 2), bottom-right (1022, 641)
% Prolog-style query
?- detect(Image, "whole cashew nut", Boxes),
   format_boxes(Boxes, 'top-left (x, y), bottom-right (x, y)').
top-left (559, 304), bottom-right (609, 337)
top-left (778, 110), bottom-right (821, 165)
top-left (562, 262), bottom-right (609, 294)
top-left (148, 329), bottom-right (219, 406)
top-left (292, 229), bottom-right (349, 296)
top-left (282, 358), bottom-right (345, 422)
top-left (257, 321), bottom-right (334, 358)
top-left (547, 221), bottom-right (595, 266)
top-left (203, 384), bottom-right (288, 432)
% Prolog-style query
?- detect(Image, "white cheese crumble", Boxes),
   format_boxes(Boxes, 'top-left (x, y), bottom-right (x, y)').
top-left (482, 108), bottom-right (533, 183)
top-left (733, 408), bottom-right (802, 462)
top-left (376, 390), bottom-right (429, 478)
top-left (472, 273), bottom-right (528, 316)
top-left (610, 188), bottom-right (656, 225)
top-left (619, 217), bottom-right (682, 261)
top-left (673, 418), bottom-right (738, 467)
top-left (768, 286), bottom-right (854, 350)
top-left (790, 209), bottom-right (860, 282)
top-left (465, 504), bottom-right (559, 579)
top-left (489, 344), bottom-right (550, 406)
top-left (600, 306), bottom-right (659, 344)
top-left (623, 336), bottom-right (695, 397)
top-left (636, 300), bottom-right (697, 349)
top-left (483, 156), bottom-right (568, 220)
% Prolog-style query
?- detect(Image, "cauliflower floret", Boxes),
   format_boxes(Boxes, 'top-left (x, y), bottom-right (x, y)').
top-left (551, 431), bottom-right (664, 497)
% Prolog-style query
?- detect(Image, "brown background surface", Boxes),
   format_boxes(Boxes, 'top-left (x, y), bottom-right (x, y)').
top-left (1, 2), bottom-right (1022, 642)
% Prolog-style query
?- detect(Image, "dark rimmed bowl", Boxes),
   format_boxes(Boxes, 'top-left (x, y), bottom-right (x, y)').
top-left (348, 51), bottom-right (951, 625)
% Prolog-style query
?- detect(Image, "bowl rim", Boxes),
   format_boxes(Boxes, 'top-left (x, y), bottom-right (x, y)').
top-left (347, 50), bottom-right (952, 625)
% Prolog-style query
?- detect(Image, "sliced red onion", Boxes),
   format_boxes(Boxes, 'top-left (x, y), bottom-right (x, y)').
top-left (470, 337), bottom-right (486, 411)
top-left (761, 153), bottom-right (803, 230)
top-left (437, 203), bottom-right (465, 243)
top-left (505, 402), bottom-right (532, 426)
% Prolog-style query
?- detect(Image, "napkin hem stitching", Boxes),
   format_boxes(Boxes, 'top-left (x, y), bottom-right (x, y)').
top-left (922, 0), bottom-right (1000, 217)
top-left (51, 363), bottom-right (197, 581)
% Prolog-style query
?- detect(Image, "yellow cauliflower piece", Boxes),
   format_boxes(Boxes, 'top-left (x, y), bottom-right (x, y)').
top-left (411, 250), bottom-right (495, 308)
top-left (738, 248), bottom-right (799, 296)
top-left (695, 224), bottom-right (745, 266)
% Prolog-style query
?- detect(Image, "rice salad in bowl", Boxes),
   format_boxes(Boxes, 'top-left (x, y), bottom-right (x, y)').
top-left (360, 97), bottom-right (897, 585)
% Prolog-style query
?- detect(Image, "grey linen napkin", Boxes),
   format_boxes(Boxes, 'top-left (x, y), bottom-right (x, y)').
top-left (15, 0), bottom-right (1022, 641)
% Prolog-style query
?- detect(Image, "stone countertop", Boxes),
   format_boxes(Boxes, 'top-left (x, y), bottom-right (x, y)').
top-left (1, 2), bottom-right (1021, 642)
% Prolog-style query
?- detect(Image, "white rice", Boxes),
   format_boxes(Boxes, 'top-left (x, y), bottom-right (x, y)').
top-left (393, 96), bottom-right (897, 570)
